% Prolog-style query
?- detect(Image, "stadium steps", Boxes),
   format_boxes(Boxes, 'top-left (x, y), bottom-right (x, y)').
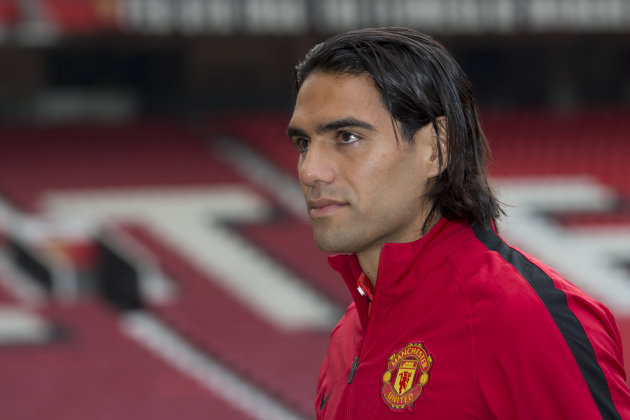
top-left (0, 121), bottom-right (241, 212)
top-left (236, 217), bottom-right (350, 307)
top-left (485, 109), bottom-right (630, 197)
top-left (1, 112), bottom-right (627, 419)
top-left (0, 121), bottom-right (323, 418)
top-left (0, 298), bottom-right (256, 420)
top-left (120, 223), bottom-right (328, 419)
top-left (211, 113), bottom-right (297, 177)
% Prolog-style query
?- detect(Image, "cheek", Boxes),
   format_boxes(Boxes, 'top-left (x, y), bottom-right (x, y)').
top-left (354, 152), bottom-right (392, 177)
top-left (349, 153), bottom-right (403, 199)
top-left (364, 153), bottom-right (425, 204)
top-left (367, 150), bottom-right (415, 180)
top-left (345, 155), bottom-right (382, 196)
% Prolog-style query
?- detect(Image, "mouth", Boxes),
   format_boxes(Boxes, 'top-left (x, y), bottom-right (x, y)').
top-left (308, 199), bottom-right (348, 218)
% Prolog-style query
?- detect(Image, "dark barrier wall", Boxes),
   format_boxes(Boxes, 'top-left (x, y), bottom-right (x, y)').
top-left (0, 32), bottom-right (629, 119)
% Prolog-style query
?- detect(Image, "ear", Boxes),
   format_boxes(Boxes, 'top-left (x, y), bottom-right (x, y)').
top-left (428, 116), bottom-right (448, 178)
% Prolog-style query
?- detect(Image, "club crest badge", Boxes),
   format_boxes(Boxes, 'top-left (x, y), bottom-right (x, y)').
top-left (381, 342), bottom-right (433, 412)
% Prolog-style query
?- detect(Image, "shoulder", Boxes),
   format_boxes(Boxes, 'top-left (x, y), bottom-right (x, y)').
top-left (449, 225), bottom-right (617, 333)
top-left (447, 225), bottom-right (618, 342)
top-left (447, 226), bottom-right (630, 418)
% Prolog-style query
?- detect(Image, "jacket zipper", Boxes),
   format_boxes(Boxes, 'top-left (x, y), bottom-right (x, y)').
top-left (347, 356), bottom-right (359, 383)
top-left (348, 294), bottom-right (371, 385)
top-left (345, 284), bottom-right (381, 416)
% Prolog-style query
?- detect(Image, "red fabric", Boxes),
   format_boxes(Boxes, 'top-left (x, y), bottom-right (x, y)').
top-left (41, 0), bottom-right (119, 32)
top-left (316, 218), bottom-right (630, 419)
top-left (356, 272), bottom-right (374, 317)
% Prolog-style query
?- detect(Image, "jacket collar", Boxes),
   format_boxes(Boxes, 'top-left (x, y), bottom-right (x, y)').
top-left (327, 218), bottom-right (462, 329)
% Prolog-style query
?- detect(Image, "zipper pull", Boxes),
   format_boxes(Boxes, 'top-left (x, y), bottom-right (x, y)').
top-left (347, 356), bottom-right (359, 384)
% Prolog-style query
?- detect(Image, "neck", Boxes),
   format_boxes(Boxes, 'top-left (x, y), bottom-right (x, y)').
top-left (357, 247), bottom-right (381, 287)
top-left (356, 212), bottom-right (441, 288)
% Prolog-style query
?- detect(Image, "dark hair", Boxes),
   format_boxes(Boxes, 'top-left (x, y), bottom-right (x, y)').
top-left (294, 27), bottom-right (502, 231)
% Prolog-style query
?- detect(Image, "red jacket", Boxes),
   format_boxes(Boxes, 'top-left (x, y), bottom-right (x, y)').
top-left (316, 218), bottom-right (630, 419)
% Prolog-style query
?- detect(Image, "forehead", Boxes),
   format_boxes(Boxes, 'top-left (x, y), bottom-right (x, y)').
top-left (289, 72), bottom-right (389, 130)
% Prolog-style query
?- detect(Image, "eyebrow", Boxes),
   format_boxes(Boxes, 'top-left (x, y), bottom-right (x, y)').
top-left (286, 117), bottom-right (375, 138)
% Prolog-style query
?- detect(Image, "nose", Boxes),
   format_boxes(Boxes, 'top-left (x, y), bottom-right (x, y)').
top-left (298, 141), bottom-right (335, 187)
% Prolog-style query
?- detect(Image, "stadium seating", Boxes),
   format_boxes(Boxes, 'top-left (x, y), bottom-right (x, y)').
top-left (120, 223), bottom-right (329, 417)
top-left (0, 110), bottom-right (628, 419)
top-left (0, 298), bottom-right (253, 420)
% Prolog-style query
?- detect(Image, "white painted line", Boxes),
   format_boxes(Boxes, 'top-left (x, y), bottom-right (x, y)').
top-left (0, 306), bottom-right (51, 345)
top-left (494, 176), bottom-right (630, 313)
top-left (43, 187), bottom-right (341, 330)
top-left (121, 311), bottom-right (305, 420)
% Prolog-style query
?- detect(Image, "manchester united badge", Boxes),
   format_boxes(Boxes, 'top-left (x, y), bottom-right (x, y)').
top-left (381, 342), bottom-right (433, 412)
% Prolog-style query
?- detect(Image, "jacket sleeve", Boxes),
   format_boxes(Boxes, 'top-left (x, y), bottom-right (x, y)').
top-left (475, 286), bottom-right (630, 420)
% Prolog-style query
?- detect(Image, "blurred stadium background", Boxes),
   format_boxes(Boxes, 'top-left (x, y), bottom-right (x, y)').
top-left (0, 1), bottom-right (629, 419)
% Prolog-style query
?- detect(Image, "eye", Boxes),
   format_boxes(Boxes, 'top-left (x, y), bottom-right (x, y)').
top-left (338, 131), bottom-right (361, 144)
top-left (292, 137), bottom-right (310, 153)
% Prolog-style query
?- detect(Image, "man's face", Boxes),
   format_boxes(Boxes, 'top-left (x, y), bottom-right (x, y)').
top-left (287, 71), bottom-right (440, 256)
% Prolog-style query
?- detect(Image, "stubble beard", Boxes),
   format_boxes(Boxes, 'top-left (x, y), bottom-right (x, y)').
top-left (311, 219), bottom-right (360, 254)
top-left (310, 215), bottom-right (381, 255)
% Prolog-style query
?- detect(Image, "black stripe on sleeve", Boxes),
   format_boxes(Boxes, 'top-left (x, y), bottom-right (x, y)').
top-left (472, 225), bottom-right (622, 420)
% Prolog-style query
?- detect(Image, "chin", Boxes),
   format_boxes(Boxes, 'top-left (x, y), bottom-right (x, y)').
top-left (314, 233), bottom-right (359, 254)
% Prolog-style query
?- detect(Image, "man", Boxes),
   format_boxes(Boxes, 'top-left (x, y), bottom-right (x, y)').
top-left (286, 27), bottom-right (630, 419)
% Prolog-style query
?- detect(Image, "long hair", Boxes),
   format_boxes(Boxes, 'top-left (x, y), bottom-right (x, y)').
top-left (294, 27), bottom-right (502, 231)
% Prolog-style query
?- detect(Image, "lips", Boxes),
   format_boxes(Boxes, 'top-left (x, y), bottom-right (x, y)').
top-left (308, 198), bottom-right (348, 217)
